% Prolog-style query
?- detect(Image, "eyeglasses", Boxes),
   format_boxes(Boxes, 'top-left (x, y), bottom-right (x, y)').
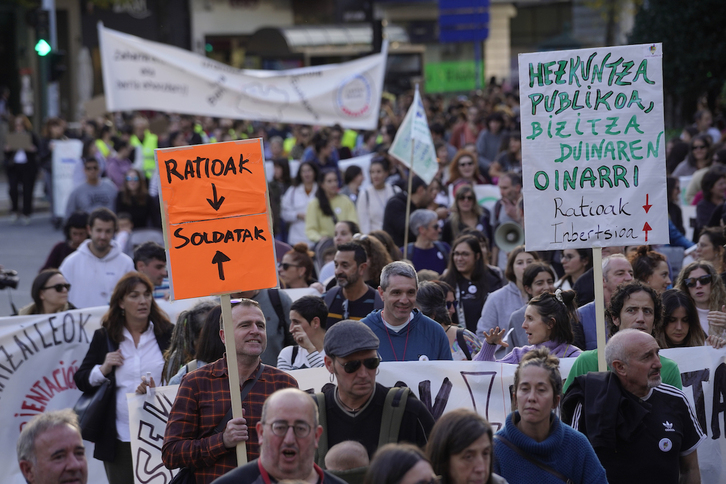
top-left (337, 357), bottom-right (381, 373)
top-left (265, 421), bottom-right (312, 438)
top-left (125, 175), bottom-right (139, 181)
top-left (684, 275), bottom-right (712, 287)
top-left (458, 195), bottom-right (474, 201)
top-left (453, 251), bottom-right (473, 258)
top-left (84, 165), bottom-right (99, 171)
top-left (446, 300), bottom-right (459, 310)
top-left (42, 283), bottom-right (71, 292)
top-left (692, 144), bottom-right (707, 150)
top-left (459, 161), bottom-right (474, 167)
top-left (278, 263), bottom-right (300, 270)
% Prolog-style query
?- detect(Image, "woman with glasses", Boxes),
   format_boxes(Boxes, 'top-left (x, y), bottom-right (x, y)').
top-left (427, 409), bottom-right (508, 484)
top-left (672, 134), bottom-right (712, 178)
top-left (19, 269), bottom-right (75, 315)
top-left (656, 289), bottom-right (726, 349)
top-left (305, 169), bottom-right (358, 244)
top-left (115, 167), bottom-right (160, 229)
top-left (442, 185), bottom-right (492, 246)
top-left (416, 281), bottom-right (481, 360)
top-left (74, 272), bottom-right (173, 484)
top-left (676, 261), bottom-right (726, 338)
top-left (442, 235), bottom-right (503, 334)
top-left (281, 160), bottom-right (319, 246)
top-left (448, 150), bottom-right (488, 190)
top-left (492, 349), bottom-right (607, 483)
top-left (694, 227), bottom-right (726, 275)
top-left (364, 443), bottom-right (439, 484)
top-left (405, 209), bottom-right (450, 275)
top-left (555, 248), bottom-right (592, 291)
top-left (279, 243), bottom-right (324, 293)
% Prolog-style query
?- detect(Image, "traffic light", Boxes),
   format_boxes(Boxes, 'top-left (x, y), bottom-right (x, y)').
top-left (49, 50), bottom-right (67, 82)
top-left (33, 9), bottom-right (51, 57)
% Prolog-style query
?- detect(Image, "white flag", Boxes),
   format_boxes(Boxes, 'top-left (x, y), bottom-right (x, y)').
top-left (388, 87), bottom-right (438, 184)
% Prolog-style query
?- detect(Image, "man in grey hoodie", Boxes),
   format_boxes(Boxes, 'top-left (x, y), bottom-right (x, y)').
top-left (60, 208), bottom-right (134, 308)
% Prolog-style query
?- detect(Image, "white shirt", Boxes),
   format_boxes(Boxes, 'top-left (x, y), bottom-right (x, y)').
top-left (89, 322), bottom-right (165, 441)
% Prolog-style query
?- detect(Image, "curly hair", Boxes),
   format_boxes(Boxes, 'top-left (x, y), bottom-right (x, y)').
top-left (655, 289), bottom-right (706, 348)
top-left (354, 234), bottom-right (392, 287)
top-left (369, 230), bottom-right (402, 261)
top-left (513, 347), bottom-right (562, 409)
top-left (676, 261), bottom-right (726, 311)
top-left (606, 281), bottom-right (662, 337)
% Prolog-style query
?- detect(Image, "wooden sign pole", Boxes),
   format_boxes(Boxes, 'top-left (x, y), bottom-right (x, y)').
top-left (220, 294), bottom-right (247, 465)
top-left (592, 248), bottom-right (607, 372)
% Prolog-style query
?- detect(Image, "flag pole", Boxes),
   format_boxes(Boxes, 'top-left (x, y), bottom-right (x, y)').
top-left (403, 139), bottom-right (415, 260)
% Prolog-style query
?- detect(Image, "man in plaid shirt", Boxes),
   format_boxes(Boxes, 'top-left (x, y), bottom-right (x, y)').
top-left (162, 299), bottom-right (298, 484)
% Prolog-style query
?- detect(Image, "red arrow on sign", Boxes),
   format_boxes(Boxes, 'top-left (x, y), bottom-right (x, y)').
top-left (643, 222), bottom-right (652, 242)
top-left (643, 194), bottom-right (652, 213)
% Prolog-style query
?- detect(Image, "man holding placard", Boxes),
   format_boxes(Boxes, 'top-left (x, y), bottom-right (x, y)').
top-left (162, 299), bottom-right (298, 484)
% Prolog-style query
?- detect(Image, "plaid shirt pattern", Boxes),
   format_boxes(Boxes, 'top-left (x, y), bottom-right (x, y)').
top-left (162, 357), bottom-right (298, 484)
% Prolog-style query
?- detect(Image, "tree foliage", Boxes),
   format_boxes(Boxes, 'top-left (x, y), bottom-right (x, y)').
top-left (628, 0), bottom-right (726, 124)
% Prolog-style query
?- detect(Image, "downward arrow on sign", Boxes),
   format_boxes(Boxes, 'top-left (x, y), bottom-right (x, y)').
top-left (643, 194), bottom-right (652, 213)
top-left (207, 183), bottom-right (226, 211)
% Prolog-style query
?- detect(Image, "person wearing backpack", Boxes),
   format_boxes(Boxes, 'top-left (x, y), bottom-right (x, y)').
top-left (403, 209), bottom-right (450, 275)
top-left (277, 295), bottom-right (329, 371)
top-left (314, 320), bottom-right (435, 467)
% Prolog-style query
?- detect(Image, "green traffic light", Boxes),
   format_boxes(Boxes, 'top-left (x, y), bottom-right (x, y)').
top-left (35, 39), bottom-right (51, 56)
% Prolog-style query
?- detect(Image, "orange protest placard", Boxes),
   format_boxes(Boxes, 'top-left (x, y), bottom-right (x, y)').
top-left (156, 139), bottom-right (277, 299)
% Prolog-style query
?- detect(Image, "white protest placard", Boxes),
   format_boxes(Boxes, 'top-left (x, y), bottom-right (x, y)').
top-left (99, 25), bottom-right (387, 130)
top-left (52, 139), bottom-right (84, 219)
top-left (519, 43), bottom-right (668, 250)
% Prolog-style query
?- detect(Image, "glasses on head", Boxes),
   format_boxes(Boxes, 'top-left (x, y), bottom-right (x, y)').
top-left (42, 283), bottom-right (71, 292)
top-left (446, 300), bottom-right (459, 310)
top-left (278, 262), bottom-right (300, 270)
top-left (684, 275), bottom-right (712, 288)
top-left (337, 357), bottom-right (381, 374)
top-left (692, 144), bottom-right (707, 150)
top-left (126, 175), bottom-right (140, 181)
top-left (266, 421), bottom-right (312, 438)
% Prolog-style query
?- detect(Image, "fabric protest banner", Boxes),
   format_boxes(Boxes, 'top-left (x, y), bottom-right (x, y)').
top-left (98, 24), bottom-right (388, 130)
top-left (52, 139), bottom-right (83, 219)
top-left (127, 347), bottom-right (726, 484)
top-left (519, 43), bottom-right (668, 250)
top-left (388, 87), bottom-right (439, 184)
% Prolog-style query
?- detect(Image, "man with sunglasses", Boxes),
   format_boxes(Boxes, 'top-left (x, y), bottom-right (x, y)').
top-left (64, 158), bottom-right (117, 220)
top-left (211, 389), bottom-right (346, 484)
top-left (316, 320), bottom-right (435, 463)
top-left (563, 281), bottom-right (683, 394)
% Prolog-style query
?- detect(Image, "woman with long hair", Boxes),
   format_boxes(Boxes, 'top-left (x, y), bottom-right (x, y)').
top-left (74, 272), bottom-right (173, 484)
top-left (656, 289), bottom-right (725, 348)
top-left (442, 235), bottom-right (504, 333)
top-left (357, 157), bottom-right (400, 233)
top-left (19, 269), bottom-right (75, 315)
top-left (476, 246), bottom-right (538, 349)
top-left (427, 408), bottom-right (507, 484)
top-left (442, 185), bottom-right (492, 246)
top-left (493, 349), bottom-right (607, 483)
top-left (4, 114), bottom-right (40, 224)
top-left (363, 443), bottom-right (438, 484)
top-left (672, 133), bottom-right (712, 178)
top-left (370, 229), bottom-right (403, 261)
top-left (278, 243), bottom-right (324, 293)
top-left (416, 280), bottom-right (482, 360)
top-left (115, 167), bottom-right (160, 228)
top-left (168, 305), bottom-right (228, 384)
top-left (339, 164), bottom-right (364, 203)
top-left (556, 248), bottom-right (592, 291)
top-left (161, 300), bottom-right (217, 383)
top-left (628, 246), bottom-right (672, 293)
top-left (281, 160), bottom-right (319, 246)
top-left (676, 261), bottom-right (726, 338)
top-left (694, 227), bottom-right (726, 274)
top-left (305, 169), bottom-right (358, 244)
top-left (695, 165), bottom-right (726, 238)
top-left (489, 131), bottom-right (522, 180)
top-left (448, 150), bottom-right (488, 189)
top-left (476, 290), bottom-right (582, 363)
top-left (353, 232), bottom-right (393, 288)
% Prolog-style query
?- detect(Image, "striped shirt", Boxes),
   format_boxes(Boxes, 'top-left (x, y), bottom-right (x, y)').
top-left (162, 357), bottom-right (298, 484)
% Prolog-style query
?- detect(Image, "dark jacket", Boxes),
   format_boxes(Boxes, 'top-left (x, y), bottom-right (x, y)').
top-left (74, 325), bottom-right (172, 461)
top-left (382, 192), bottom-right (424, 247)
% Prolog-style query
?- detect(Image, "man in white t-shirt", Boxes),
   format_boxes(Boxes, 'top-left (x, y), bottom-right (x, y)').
top-left (277, 295), bottom-right (328, 370)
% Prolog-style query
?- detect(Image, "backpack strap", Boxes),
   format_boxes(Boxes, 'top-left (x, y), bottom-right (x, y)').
top-left (324, 286), bottom-right (341, 309)
top-left (373, 288), bottom-right (384, 310)
top-left (378, 387), bottom-right (410, 448)
top-left (433, 241), bottom-right (449, 259)
top-left (314, 392), bottom-right (329, 468)
top-left (268, 289), bottom-right (295, 346)
top-left (456, 328), bottom-right (472, 360)
top-left (291, 345), bottom-right (299, 365)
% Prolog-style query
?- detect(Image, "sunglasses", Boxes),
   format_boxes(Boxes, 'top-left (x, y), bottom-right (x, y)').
top-left (42, 283), bottom-right (71, 292)
top-left (684, 275), bottom-right (712, 288)
top-left (459, 161), bottom-right (474, 167)
top-left (126, 175), bottom-right (140, 181)
top-left (337, 357), bottom-right (381, 373)
top-left (278, 262), bottom-right (300, 270)
top-left (692, 145), bottom-right (707, 150)
top-left (458, 195), bottom-right (474, 201)
top-left (446, 300), bottom-right (459, 310)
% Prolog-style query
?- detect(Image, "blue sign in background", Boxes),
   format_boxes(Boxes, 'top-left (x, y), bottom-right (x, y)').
top-left (438, 0), bottom-right (490, 43)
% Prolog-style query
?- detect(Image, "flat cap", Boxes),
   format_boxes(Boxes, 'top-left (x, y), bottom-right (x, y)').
top-left (324, 320), bottom-right (380, 358)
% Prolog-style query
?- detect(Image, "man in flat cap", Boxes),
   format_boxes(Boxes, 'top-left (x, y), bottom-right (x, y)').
top-left (313, 320), bottom-right (435, 468)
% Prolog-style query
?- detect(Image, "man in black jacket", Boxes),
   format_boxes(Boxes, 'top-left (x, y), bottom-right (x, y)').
top-left (382, 175), bottom-right (436, 247)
